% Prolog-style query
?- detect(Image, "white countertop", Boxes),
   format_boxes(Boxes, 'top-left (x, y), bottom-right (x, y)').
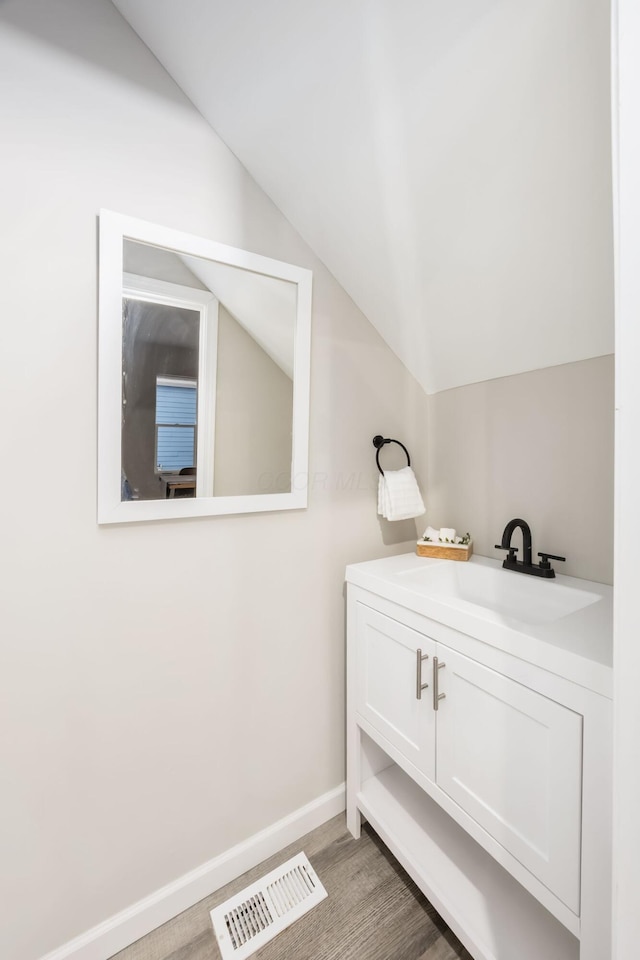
top-left (346, 553), bottom-right (613, 698)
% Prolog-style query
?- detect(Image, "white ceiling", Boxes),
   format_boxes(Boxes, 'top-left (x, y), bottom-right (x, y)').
top-left (183, 256), bottom-right (296, 379)
top-left (111, 0), bottom-right (614, 394)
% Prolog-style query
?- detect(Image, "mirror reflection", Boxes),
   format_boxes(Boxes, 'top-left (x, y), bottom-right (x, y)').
top-left (121, 240), bottom-right (296, 502)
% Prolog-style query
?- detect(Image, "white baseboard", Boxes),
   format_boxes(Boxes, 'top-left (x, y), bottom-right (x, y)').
top-left (39, 783), bottom-right (346, 960)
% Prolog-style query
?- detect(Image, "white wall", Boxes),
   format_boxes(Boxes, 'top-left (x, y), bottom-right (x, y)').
top-left (427, 356), bottom-right (614, 584)
top-left (612, 0), bottom-right (640, 955)
top-left (214, 304), bottom-right (293, 496)
top-left (0, 3), bottom-right (429, 958)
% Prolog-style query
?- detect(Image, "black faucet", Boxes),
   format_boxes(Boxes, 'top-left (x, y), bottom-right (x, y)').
top-left (495, 518), bottom-right (566, 579)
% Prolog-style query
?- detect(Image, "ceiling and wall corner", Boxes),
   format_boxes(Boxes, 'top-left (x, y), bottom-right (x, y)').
top-left (111, 0), bottom-right (614, 395)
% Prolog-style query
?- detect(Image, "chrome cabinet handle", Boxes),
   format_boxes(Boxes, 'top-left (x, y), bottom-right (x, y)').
top-left (416, 648), bottom-right (429, 699)
top-left (433, 656), bottom-right (446, 710)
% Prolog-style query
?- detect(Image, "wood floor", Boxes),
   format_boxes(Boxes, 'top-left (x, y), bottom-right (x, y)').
top-left (110, 814), bottom-right (473, 960)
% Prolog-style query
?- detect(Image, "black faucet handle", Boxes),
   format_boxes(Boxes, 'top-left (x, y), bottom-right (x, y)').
top-left (495, 544), bottom-right (518, 556)
top-left (538, 551), bottom-right (566, 569)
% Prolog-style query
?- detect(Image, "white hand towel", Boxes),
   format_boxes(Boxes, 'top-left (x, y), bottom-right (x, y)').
top-left (377, 466), bottom-right (425, 521)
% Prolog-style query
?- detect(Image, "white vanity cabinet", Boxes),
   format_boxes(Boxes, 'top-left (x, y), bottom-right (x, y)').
top-left (346, 556), bottom-right (613, 960)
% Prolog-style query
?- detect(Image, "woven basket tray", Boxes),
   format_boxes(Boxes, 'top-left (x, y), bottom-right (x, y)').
top-left (416, 541), bottom-right (473, 562)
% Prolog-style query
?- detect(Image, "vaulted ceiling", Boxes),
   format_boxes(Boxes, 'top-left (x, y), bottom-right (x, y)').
top-left (111, 0), bottom-right (614, 394)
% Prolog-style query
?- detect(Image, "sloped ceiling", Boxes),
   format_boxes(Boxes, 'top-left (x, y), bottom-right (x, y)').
top-left (111, 0), bottom-right (613, 394)
top-left (124, 242), bottom-right (297, 376)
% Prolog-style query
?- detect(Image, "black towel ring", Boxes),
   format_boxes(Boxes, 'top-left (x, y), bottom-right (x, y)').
top-left (372, 435), bottom-right (411, 476)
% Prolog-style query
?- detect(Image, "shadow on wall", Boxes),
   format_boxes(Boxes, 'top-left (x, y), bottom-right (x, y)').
top-left (378, 516), bottom-right (418, 546)
top-left (0, 0), bottom-right (192, 109)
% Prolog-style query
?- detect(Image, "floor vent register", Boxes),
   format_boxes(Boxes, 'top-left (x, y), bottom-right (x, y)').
top-left (210, 852), bottom-right (328, 960)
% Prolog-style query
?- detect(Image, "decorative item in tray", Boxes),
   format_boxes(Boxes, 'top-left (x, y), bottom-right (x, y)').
top-left (417, 526), bottom-right (473, 561)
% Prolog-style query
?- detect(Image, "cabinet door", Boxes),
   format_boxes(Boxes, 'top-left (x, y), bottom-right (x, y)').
top-left (355, 603), bottom-right (436, 780)
top-left (436, 647), bottom-right (583, 913)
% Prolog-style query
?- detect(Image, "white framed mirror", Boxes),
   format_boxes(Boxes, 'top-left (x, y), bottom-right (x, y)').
top-left (98, 210), bottom-right (312, 523)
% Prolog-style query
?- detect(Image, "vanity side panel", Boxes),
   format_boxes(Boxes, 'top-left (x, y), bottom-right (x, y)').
top-left (346, 585), bottom-right (362, 838)
top-left (579, 694), bottom-right (612, 960)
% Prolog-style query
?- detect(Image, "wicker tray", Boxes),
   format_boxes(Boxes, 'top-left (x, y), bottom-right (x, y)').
top-left (416, 540), bottom-right (473, 562)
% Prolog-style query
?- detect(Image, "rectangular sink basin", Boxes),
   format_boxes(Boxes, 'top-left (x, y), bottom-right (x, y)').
top-left (397, 559), bottom-right (601, 626)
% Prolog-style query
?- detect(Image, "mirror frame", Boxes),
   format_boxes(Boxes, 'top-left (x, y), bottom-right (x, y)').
top-left (98, 210), bottom-right (312, 523)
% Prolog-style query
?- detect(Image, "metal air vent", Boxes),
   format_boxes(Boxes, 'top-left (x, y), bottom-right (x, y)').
top-left (210, 852), bottom-right (327, 960)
